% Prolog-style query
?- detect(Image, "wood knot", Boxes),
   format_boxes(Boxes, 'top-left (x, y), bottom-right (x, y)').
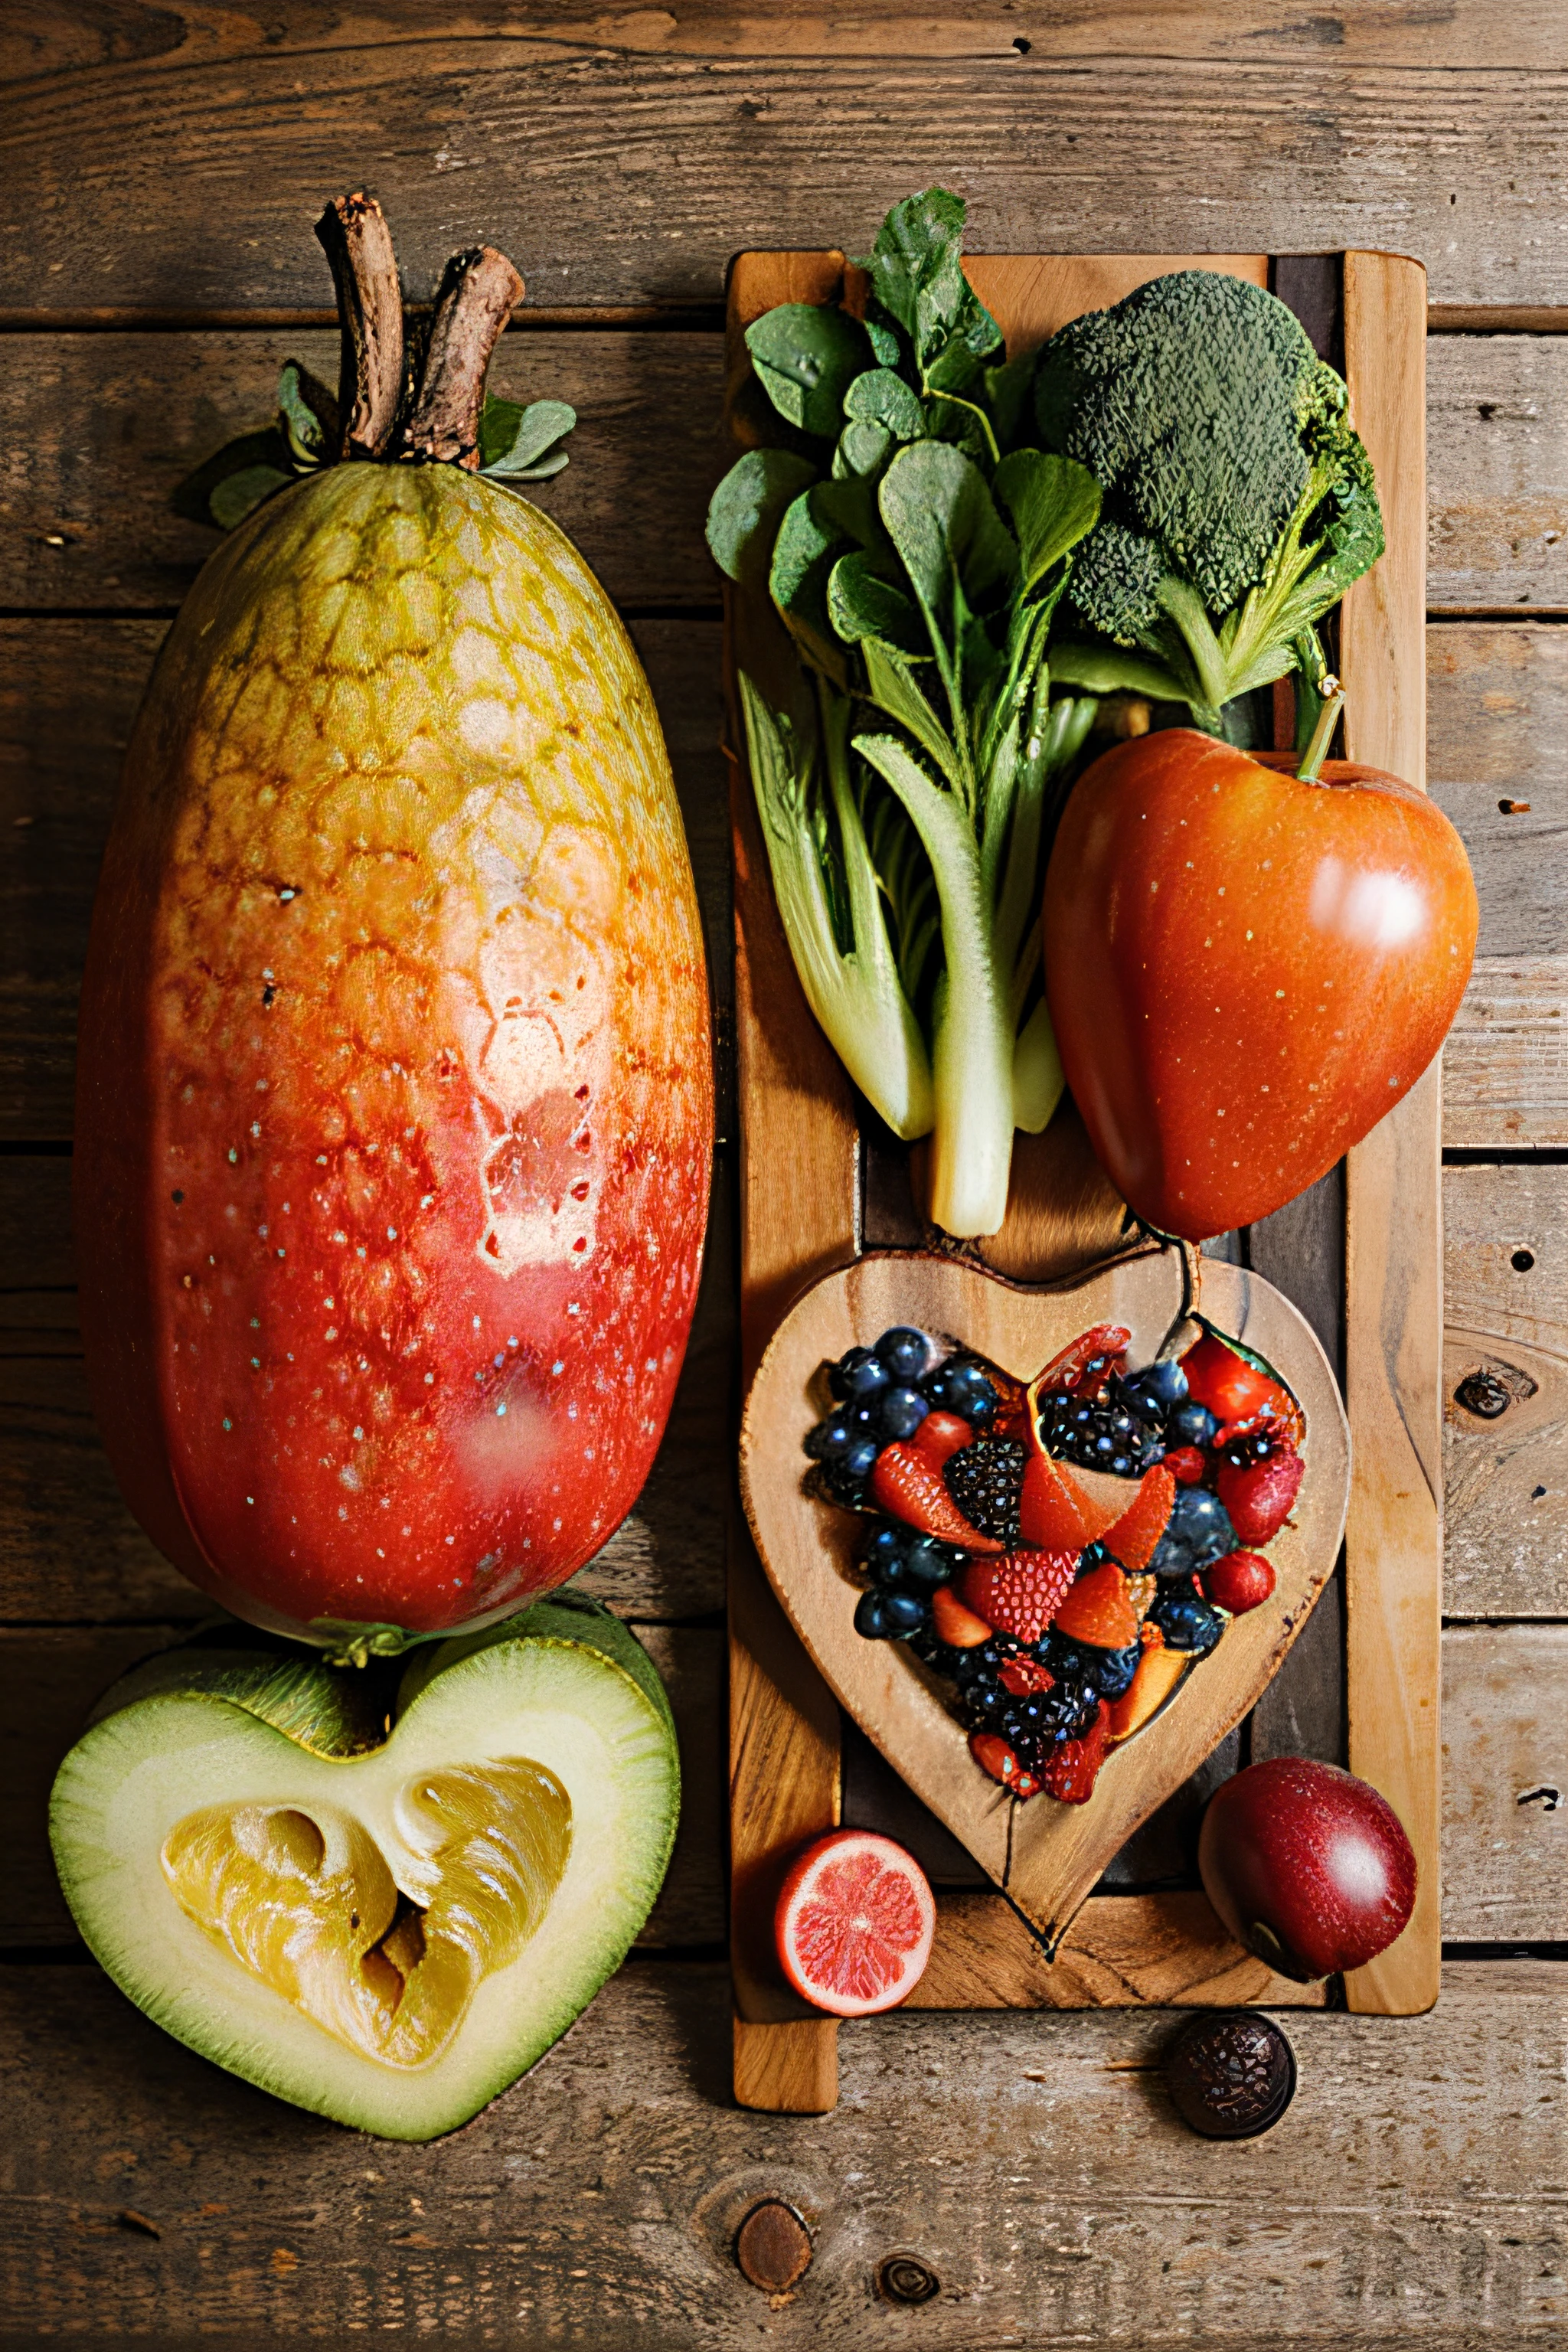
top-left (734, 2200), bottom-right (812, 2295)
top-left (877, 2253), bottom-right (940, 2305)
top-left (1454, 1367), bottom-right (1513, 1419)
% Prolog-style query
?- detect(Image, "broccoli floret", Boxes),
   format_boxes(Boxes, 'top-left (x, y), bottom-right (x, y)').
top-left (1035, 270), bottom-right (1384, 728)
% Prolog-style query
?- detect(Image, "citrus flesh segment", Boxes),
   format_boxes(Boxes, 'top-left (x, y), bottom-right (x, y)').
top-left (775, 1830), bottom-right (935, 2017)
top-left (50, 1601), bottom-right (677, 2140)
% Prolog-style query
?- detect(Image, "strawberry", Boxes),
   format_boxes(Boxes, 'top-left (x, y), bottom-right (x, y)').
top-left (1101, 1465), bottom-right (1176, 1571)
top-left (870, 1443), bottom-right (1001, 1551)
top-left (1031, 1322), bottom-right (1132, 1400)
top-left (997, 1655), bottom-right (1055, 1697)
top-left (1018, 1446), bottom-right (1119, 1550)
top-left (1181, 1329), bottom-right (1297, 1431)
top-left (1165, 1445), bottom-right (1210, 1485)
top-left (969, 1731), bottom-right (1044, 1799)
top-left (1215, 1449), bottom-right (1303, 1546)
top-left (1040, 1700), bottom-right (1112, 1803)
top-left (958, 1548), bottom-right (1078, 1645)
top-left (1050, 1560), bottom-right (1140, 1649)
top-left (930, 1583), bottom-right (995, 1648)
top-left (1203, 1550), bottom-right (1276, 1615)
top-left (912, 1410), bottom-right (976, 1468)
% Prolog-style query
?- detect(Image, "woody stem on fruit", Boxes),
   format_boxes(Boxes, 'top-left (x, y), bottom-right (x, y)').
top-left (403, 247), bottom-right (527, 469)
top-left (314, 192), bottom-right (403, 460)
top-left (1295, 675), bottom-right (1348, 785)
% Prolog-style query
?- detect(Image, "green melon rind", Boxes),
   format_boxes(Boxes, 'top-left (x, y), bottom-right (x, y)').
top-left (49, 1606), bottom-right (679, 2141)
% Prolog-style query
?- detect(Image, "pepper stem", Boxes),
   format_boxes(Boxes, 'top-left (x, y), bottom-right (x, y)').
top-left (315, 193), bottom-right (404, 462)
top-left (1295, 675), bottom-right (1346, 783)
top-left (403, 246), bottom-right (525, 469)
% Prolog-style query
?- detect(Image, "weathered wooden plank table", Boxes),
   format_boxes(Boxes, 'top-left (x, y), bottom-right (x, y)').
top-left (2, 5), bottom-right (1564, 2344)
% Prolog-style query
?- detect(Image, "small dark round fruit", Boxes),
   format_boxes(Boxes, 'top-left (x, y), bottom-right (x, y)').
top-left (876, 1327), bottom-right (930, 1382)
top-left (880, 1384), bottom-right (930, 1440)
top-left (805, 1406), bottom-right (858, 1460)
top-left (861, 1521), bottom-right (908, 1579)
top-left (838, 1348), bottom-right (891, 1400)
top-left (842, 1436), bottom-right (880, 1480)
top-left (854, 1588), bottom-right (893, 1639)
top-left (1148, 1586), bottom-right (1224, 1655)
top-left (882, 1589), bottom-right (929, 1638)
top-left (1198, 1757), bottom-right (1419, 1981)
top-left (1167, 1400), bottom-right (1220, 1449)
top-left (1041, 1628), bottom-right (1139, 1700)
top-left (1152, 1485), bottom-right (1236, 1573)
top-left (926, 1360), bottom-right (997, 1423)
top-left (903, 1535), bottom-right (959, 1591)
top-left (1165, 2011), bottom-right (1296, 2139)
top-left (1140, 1359), bottom-right (1191, 1410)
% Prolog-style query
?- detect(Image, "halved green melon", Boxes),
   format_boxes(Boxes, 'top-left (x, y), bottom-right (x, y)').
top-left (50, 1597), bottom-right (678, 2141)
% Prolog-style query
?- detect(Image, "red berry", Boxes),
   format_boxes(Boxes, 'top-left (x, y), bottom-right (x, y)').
top-left (998, 1655), bottom-right (1055, 1697)
top-left (870, 1442), bottom-right (1001, 1550)
top-left (930, 1583), bottom-right (995, 1648)
top-left (1165, 1446), bottom-right (1210, 1485)
top-left (1204, 1550), bottom-right (1276, 1614)
top-left (1033, 1321), bottom-right (1132, 1398)
top-left (959, 1548), bottom-right (1078, 1644)
top-left (1040, 1700), bottom-right (1112, 1803)
top-left (912, 1410), bottom-right (975, 1468)
top-left (969, 1732), bottom-right (1043, 1800)
top-left (1018, 1445), bottom-right (1119, 1550)
top-left (1050, 1560), bottom-right (1140, 1649)
top-left (1215, 1449), bottom-right (1303, 1545)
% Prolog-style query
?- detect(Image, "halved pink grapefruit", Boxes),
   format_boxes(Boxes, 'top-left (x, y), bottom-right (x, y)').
top-left (773, 1830), bottom-right (936, 2017)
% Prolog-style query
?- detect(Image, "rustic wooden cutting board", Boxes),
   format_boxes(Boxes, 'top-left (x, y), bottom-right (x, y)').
top-left (726, 246), bottom-right (1436, 2113)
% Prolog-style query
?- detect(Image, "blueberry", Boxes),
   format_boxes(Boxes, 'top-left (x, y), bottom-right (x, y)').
top-left (876, 1326), bottom-right (930, 1382)
top-left (903, 1535), bottom-right (959, 1591)
top-left (1168, 1400), bottom-right (1220, 1449)
top-left (1168, 1485), bottom-right (1236, 1565)
top-left (854, 1588), bottom-right (893, 1639)
top-left (838, 1347), bottom-right (892, 1400)
top-left (880, 1384), bottom-right (930, 1441)
top-left (861, 1521), bottom-right (908, 1582)
top-left (1089, 1641), bottom-right (1142, 1700)
top-left (926, 1359), bottom-right (997, 1423)
top-left (842, 1436), bottom-right (880, 1480)
top-left (1148, 1587), bottom-right (1225, 1656)
top-left (882, 1589), bottom-right (929, 1638)
top-left (805, 1406), bottom-right (859, 1460)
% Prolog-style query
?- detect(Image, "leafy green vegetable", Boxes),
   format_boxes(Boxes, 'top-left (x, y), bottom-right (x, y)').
top-left (1034, 270), bottom-right (1384, 729)
top-left (708, 189), bottom-right (1101, 1237)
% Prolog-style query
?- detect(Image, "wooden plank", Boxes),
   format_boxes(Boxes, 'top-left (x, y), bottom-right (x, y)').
top-left (5, 335), bottom-right (1566, 621)
top-left (1446, 959), bottom-right (1568, 1147)
top-left (2, 61), bottom-right (1568, 315)
top-left (1341, 249), bottom-right (1441, 2018)
top-left (1442, 1625), bottom-right (1568, 1943)
top-left (0, 330), bottom-right (725, 614)
top-left (724, 248), bottom-right (857, 2112)
top-left (911, 1890), bottom-right (1327, 2009)
top-left (0, 1955), bottom-right (1561, 2341)
top-left (1444, 1159), bottom-right (1568, 1618)
top-left (8, 0), bottom-right (1564, 80)
top-left (1427, 338), bottom-right (1568, 613)
top-left (2, 1623), bottom-right (725, 1951)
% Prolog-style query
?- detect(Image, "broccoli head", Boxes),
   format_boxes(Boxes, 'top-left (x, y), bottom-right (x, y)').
top-left (1035, 270), bottom-right (1385, 729)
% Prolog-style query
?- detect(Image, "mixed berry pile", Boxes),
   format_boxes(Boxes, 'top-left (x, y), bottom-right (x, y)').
top-left (803, 1318), bottom-right (1305, 1805)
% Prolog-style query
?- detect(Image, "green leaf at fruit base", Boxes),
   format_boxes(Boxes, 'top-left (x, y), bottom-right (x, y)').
top-left (478, 394), bottom-right (578, 479)
top-left (276, 360), bottom-right (338, 468)
top-left (704, 447), bottom-right (818, 590)
top-left (992, 449), bottom-right (1103, 599)
top-left (745, 302), bottom-right (872, 438)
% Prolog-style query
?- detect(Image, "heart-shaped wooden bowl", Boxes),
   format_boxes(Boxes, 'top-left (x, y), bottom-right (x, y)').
top-left (740, 1242), bottom-right (1351, 1954)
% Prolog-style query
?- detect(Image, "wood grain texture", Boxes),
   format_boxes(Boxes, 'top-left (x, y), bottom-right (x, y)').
top-left (1341, 250), bottom-right (1441, 2017)
top-left (0, 1956), bottom-right (1562, 2345)
top-left (5, 335), bottom-right (1566, 620)
top-left (911, 1889), bottom-right (1328, 2010)
top-left (1428, 622), bottom-right (1568, 960)
top-left (1426, 338), bottom-right (1568, 612)
top-left (1446, 959), bottom-right (1568, 1148)
top-left (8, 0), bottom-right (1564, 80)
top-left (2, 1622), bottom-right (725, 1952)
top-left (1444, 1158), bottom-right (1568, 1617)
top-left (742, 1250), bottom-right (1349, 1953)
top-left (1441, 1625), bottom-right (1568, 1942)
top-left (3, 51), bottom-right (1568, 313)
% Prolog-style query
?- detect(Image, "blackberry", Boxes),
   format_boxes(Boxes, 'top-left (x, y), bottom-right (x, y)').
top-left (942, 1435), bottom-right (1026, 1542)
top-left (1034, 1387), bottom-right (1159, 1477)
top-left (807, 1459), bottom-right (876, 1511)
top-left (1148, 1586), bottom-right (1225, 1656)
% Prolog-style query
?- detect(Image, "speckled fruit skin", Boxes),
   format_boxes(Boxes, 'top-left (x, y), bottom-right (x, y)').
top-left (1044, 731), bottom-right (1478, 1239)
top-left (1198, 1756), bottom-right (1417, 1981)
top-left (75, 465), bottom-right (712, 1640)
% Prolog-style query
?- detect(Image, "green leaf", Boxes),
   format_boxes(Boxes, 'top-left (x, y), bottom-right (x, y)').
top-left (856, 187), bottom-right (1002, 394)
top-left (705, 449), bottom-right (818, 590)
top-left (276, 361), bottom-right (337, 468)
top-left (991, 449), bottom-right (1102, 599)
top-left (844, 368), bottom-right (926, 443)
top-left (1048, 637), bottom-right (1196, 704)
top-left (982, 348), bottom-right (1038, 452)
top-left (860, 637), bottom-right (961, 783)
top-left (479, 396), bottom-right (578, 479)
top-left (835, 420), bottom-right (893, 479)
top-left (826, 552), bottom-right (924, 655)
top-left (878, 439), bottom-right (1017, 640)
top-left (210, 461), bottom-right (296, 530)
top-left (172, 427), bottom-right (295, 531)
top-left (745, 302), bottom-right (871, 438)
top-left (769, 488), bottom-right (851, 688)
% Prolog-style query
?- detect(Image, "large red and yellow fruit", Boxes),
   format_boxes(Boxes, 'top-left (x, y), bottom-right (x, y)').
top-left (76, 463), bottom-right (712, 1640)
top-left (1044, 729), bottom-right (1478, 1238)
